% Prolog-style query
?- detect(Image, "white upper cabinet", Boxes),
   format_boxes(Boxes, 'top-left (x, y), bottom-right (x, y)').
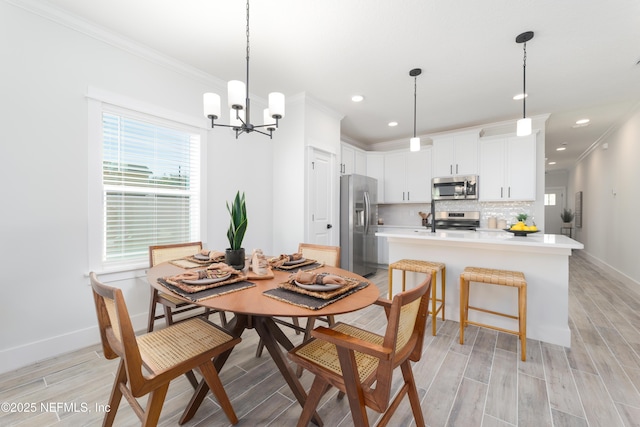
top-left (340, 143), bottom-right (366, 175)
top-left (366, 152), bottom-right (385, 202)
top-left (383, 148), bottom-right (431, 203)
top-left (432, 132), bottom-right (479, 177)
top-left (479, 134), bottom-right (536, 201)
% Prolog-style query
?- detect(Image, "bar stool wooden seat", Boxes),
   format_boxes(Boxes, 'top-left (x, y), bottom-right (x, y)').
top-left (388, 259), bottom-right (445, 336)
top-left (459, 266), bottom-right (527, 361)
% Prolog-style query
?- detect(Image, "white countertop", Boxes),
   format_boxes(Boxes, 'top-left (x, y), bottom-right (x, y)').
top-left (376, 228), bottom-right (584, 250)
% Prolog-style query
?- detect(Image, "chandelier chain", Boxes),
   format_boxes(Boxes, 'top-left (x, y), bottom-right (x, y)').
top-left (246, 0), bottom-right (250, 61)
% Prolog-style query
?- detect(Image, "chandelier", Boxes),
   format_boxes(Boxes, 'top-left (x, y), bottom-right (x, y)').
top-left (203, 0), bottom-right (285, 139)
top-left (515, 31), bottom-right (534, 136)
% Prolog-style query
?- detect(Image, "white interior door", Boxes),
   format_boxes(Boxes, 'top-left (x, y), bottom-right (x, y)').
top-left (309, 149), bottom-right (335, 244)
top-left (544, 186), bottom-right (565, 234)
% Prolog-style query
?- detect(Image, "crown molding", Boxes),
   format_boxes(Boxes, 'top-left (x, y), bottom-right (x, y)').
top-left (6, 0), bottom-right (224, 89)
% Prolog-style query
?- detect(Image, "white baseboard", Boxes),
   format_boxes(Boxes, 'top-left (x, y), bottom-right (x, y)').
top-left (576, 250), bottom-right (640, 289)
top-left (0, 312), bottom-right (148, 376)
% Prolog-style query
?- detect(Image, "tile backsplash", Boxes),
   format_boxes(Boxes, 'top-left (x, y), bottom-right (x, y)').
top-left (378, 200), bottom-right (535, 229)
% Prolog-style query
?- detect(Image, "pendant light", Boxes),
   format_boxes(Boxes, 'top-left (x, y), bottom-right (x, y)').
top-left (203, 0), bottom-right (284, 139)
top-left (409, 68), bottom-right (422, 152)
top-left (516, 31), bottom-right (534, 136)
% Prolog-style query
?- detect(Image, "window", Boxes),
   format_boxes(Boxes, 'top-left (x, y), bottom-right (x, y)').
top-left (544, 193), bottom-right (556, 206)
top-left (100, 112), bottom-right (201, 267)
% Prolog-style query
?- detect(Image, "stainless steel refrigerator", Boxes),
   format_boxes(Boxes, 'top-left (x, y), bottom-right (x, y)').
top-left (340, 174), bottom-right (378, 277)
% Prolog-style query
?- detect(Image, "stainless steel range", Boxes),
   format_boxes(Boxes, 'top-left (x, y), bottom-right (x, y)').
top-left (433, 211), bottom-right (480, 230)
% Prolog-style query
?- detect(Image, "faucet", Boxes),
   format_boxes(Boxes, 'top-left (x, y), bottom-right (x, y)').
top-left (430, 200), bottom-right (436, 233)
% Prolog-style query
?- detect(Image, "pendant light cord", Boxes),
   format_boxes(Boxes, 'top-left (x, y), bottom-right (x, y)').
top-left (413, 75), bottom-right (417, 137)
top-left (522, 42), bottom-right (527, 119)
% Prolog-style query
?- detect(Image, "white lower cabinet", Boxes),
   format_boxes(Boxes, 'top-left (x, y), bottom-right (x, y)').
top-left (479, 134), bottom-right (536, 201)
top-left (377, 228), bottom-right (389, 265)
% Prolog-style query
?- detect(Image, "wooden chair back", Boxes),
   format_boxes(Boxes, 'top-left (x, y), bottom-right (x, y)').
top-left (149, 241), bottom-right (202, 267)
top-left (298, 243), bottom-right (340, 267)
top-left (370, 276), bottom-right (431, 407)
top-left (91, 272), bottom-right (153, 396)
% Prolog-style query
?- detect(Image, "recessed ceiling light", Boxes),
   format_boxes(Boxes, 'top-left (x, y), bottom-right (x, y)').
top-left (388, 121), bottom-right (398, 127)
top-left (576, 118), bottom-right (590, 125)
top-left (513, 93), bottom-right (528, 100)
top-left (556, 147), bottom-right (566, 151)
top-left (548, 161), bottom-right (557, 165)
top-left (351, 95), bottom-right (364, 102)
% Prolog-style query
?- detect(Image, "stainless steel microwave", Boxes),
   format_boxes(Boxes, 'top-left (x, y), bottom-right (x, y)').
top-left (432, 175), bottom-right (478, 200)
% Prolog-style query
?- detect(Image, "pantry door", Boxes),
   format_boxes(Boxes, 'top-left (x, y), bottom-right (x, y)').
top-left (308, 148), bottom-right (336, 245)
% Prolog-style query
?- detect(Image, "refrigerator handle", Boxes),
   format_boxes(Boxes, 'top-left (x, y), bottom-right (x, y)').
top-left (363, 191), bottom-right (370, 234)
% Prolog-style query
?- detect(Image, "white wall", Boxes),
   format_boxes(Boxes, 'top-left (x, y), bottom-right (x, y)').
top-left (0, 1), bottom-right (275, 373)
top-left (568, 105), bottom-right (640, 287)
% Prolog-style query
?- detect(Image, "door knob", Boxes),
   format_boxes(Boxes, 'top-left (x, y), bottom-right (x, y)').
top-left (326, 224), bottom-right (333, 229)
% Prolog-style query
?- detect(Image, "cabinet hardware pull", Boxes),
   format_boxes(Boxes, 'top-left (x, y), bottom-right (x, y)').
top-left (501, 187), bottom-right (503, 198)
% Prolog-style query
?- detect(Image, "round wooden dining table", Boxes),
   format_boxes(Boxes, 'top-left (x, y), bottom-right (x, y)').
top-left (147, 262), bottom-right (380, 426)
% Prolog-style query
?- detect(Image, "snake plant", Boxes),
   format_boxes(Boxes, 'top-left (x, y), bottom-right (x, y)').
top-left (226, 191), bottom-right (247, 250)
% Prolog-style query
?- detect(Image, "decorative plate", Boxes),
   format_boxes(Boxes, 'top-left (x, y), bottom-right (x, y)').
top-left (193, 253), bottom-right (211, 261)
top-left (504, 229), bottom-right (540, 237)
top-left (294, 280), bottom-right (343, 291)
top-left (183, 273), bottom-right (231, 285)
top-left (283, 257), bottom-right (306, 266)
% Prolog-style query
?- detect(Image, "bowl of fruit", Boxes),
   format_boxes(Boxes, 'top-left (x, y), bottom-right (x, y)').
top-left (504, 214), bottom-right (539, 236)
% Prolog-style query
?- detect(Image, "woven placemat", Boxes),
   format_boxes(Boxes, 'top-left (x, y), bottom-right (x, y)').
top-left (263, 281), bottom-right (369, 310)
top-left (278, 276), bottom-right (361, 300)
top-left (274, 261), bottom-right (323, 272)
top-left (169, 254), bottom-right (225, 269)
top-left (160, 273), bottom-right (247, 293)
top-left (158, 278), bottom-right (256, 302)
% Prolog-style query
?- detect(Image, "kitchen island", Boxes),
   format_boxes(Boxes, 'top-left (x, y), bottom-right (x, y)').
top-left (376, 229), bottom-right (584, 347)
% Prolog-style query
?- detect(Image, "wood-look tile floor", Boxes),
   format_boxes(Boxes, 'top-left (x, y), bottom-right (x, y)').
top-left (2, 251), bottom-right (640, 426)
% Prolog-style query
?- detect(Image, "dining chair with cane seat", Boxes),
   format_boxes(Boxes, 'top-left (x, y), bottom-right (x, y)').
top-left (90, 272), bottom-right (241, 426)
top-left (148, 242), bottom-right (227, 332)
top-left (288, 274), bottom-right (432, 427)
top-left (255, 243), bottom-right (341, 361)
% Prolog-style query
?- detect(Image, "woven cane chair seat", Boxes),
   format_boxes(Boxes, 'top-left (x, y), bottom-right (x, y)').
top-left (137, 318), bottom-right (236, 372)
top-left (158, 292), bottom-right (186, 305)
top-left (293, 323), bottom-right (382, 381)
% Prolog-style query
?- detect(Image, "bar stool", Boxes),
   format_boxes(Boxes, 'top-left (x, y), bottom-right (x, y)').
top-left (459, 266), bottom-right (527, 361)
top-left (388, 259), bottom-right (445, 336)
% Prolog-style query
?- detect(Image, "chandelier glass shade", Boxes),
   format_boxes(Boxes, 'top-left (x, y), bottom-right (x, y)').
top-left (203, 0), bottom-right (284, 139)
top-left (516, 31), bottom-right (534, 137)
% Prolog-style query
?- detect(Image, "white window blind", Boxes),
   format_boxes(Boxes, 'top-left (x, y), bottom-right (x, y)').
top-left (102, 112), bottom-right (200, 265)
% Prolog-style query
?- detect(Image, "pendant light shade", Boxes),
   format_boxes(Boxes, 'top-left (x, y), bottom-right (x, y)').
top-left (517, 117), bottom-right (532, 137)
top-left (515, 31), bottom-right (534, 136)
top-left (409, 68), bottom-right (422, 152)
top-left (410, 137), bottom-right (420, 152)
